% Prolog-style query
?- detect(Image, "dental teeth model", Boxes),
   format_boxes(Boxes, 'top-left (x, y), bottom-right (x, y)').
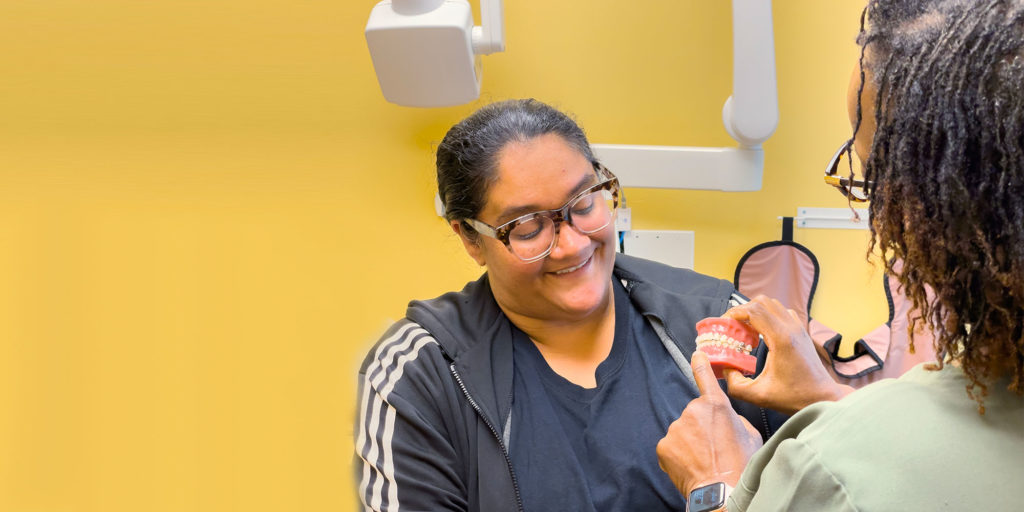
top-left (694, 317), bottom-right (759, 379)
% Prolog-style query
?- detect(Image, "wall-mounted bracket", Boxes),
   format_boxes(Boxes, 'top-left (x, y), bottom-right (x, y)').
top-left (789, 207), bottom-right (870, 230)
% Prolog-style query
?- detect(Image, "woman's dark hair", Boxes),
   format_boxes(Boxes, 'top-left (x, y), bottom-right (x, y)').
top-left (854, 0), bottom-right (1024, 410)
top-left (436, 99), bottom-right (597, 237)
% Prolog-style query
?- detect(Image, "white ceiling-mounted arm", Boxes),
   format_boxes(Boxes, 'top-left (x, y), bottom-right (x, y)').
top-left (473, 0), bottom-right (505, 55)
top-left (591, 0), bottom-right (778, 191)
top-left (723, 0), bottom-right (778, 147)
top-left (366, 0), bottom-right (506, 107)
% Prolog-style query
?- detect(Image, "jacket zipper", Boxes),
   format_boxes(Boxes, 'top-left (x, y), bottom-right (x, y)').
top-left (450, 363), bottom-right (525, 512)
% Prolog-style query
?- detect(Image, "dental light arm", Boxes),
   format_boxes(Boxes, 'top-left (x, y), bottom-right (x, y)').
top-left (591, 0), bottom-right (778, 191)
top-left (365, 0), bottom-right (505, 107)
top-left (724, 0), bottom-right (777, 147)
top-left (473, 0), bottom-right (504, 54)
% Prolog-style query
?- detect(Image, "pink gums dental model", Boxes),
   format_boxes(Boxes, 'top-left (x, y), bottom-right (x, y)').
top-left (695, 317), bottom-right (759, 379)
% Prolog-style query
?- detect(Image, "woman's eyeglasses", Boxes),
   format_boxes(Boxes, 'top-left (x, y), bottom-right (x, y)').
top-left (823, 139), bottom-right (872, 202)
top-left (464, 163), bottom-right (620, 263)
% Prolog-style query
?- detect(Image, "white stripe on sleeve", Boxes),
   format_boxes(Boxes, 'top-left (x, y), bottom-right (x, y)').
top-left (356, 322), bottom-right (438, 511)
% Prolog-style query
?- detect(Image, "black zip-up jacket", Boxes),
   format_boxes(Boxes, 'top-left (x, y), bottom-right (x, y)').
top-left (355, 254), bottom-right (787, 511)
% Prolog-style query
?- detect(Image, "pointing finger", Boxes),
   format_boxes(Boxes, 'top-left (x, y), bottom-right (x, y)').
top-left (690, 351), bottom-right (727, 400)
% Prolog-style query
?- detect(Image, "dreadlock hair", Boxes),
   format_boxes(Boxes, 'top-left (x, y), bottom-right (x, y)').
top-left (854, 0), bottom-right (1024, 412)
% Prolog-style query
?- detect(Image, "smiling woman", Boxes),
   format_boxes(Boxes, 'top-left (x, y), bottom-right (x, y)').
top-left (353, 99), bottom-right (787, 512)
top-left (455, 133), bottom-right (620, 344)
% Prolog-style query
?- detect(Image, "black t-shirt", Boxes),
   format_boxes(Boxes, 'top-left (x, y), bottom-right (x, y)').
top-left (509, 279), bottom-right (698, 511)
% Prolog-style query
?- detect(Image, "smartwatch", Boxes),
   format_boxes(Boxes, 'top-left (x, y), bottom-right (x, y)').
top-left (687, 482), bottom-right (732, 512)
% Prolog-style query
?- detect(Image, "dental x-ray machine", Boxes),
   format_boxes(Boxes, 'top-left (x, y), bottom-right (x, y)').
top-left (365, 0), bottom-right (504, 107)
top-left (365, 0), bottom-right (777, 192)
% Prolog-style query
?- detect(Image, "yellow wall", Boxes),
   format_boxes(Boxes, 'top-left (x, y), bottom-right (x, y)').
top-left (1, 1), bottom-right (884, 510)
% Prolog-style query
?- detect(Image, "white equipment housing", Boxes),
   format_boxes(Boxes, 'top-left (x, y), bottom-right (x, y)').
top-left (365, 0), bottom-right (505, 108)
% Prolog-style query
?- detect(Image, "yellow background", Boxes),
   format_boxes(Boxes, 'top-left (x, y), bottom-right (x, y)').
top-left (1, 1), bottom-right (884, 510)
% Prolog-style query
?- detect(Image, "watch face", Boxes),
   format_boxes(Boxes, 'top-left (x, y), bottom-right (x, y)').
top-left (688, 482), bottom-right (726, 512)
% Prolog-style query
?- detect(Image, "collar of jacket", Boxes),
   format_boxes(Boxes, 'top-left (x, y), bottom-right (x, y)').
top-left (405, 253), bottom-right (735, 431)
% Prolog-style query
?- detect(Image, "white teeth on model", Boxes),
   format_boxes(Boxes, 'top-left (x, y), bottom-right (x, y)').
top-left (555, 257), bottom-right (589, 275)
top-left (695, 332), bottom-right (752, 354)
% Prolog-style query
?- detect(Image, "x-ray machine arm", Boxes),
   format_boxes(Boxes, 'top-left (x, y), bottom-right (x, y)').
top-left (592, 0), bottom-right (778, 191)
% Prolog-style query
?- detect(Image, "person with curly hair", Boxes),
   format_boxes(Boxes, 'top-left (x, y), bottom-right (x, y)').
top-left (656, 1), bottom-right (1024, 510)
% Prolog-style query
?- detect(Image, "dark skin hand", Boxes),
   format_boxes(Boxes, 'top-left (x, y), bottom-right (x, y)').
top-left (657, 295), bottom-right (854, 497)
top-left (656, 350), bottom-right (763, 498)
top-left (722, 296), bottom-right (853, 416)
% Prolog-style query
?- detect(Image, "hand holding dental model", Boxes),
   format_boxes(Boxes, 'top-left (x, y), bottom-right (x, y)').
top-left (719, 296), bottom-right (853, 415)
top-left (658, 295), bottom-right (853, 500)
